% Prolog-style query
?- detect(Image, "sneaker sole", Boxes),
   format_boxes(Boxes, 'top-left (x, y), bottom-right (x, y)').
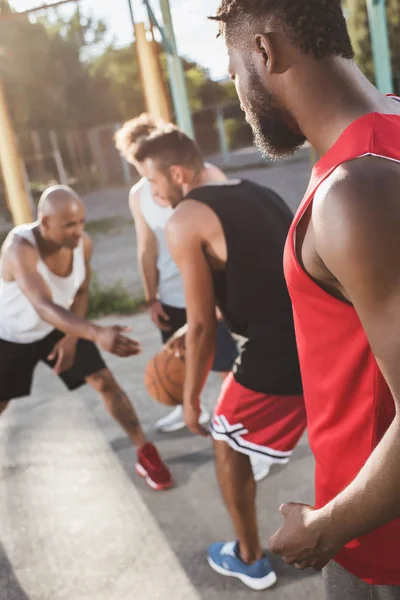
top-left (207, 557), bottom-right (277, 591)
top-left (199, 413), bottom-right (211, 426)
top-left (156, 413), bottom-right (210, 434)
top-left (253, 466), bottom-right (271, 483)
top-left (155, 421), bottom-right (186, 433)
top-left (135, 463), bottom-right (173, 491)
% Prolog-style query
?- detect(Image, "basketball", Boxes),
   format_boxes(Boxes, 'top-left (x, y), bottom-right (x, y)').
top-left (144, 329), bottom-right (186, 406)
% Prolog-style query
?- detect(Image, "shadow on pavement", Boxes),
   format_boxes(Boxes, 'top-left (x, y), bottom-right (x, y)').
top-left (0, 543), bottom-right (30, 600)
top-left (109, 425), bottom-right (322, 600)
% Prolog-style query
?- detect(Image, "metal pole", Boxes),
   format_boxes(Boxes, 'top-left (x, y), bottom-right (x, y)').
top-left (0, 78), bottom-right (33, 224)
top-left (135, 21), bottom-right (171, 121)
top-left (147, 10), bottom-right (172, 121)
top-left (366, 0), bottom-right (393, 93)
top-left (127, 0), bottom-right (136, 30)
top-left (49, 130), bottom-right (68, 185)
top-left (0, 0), bottom-right (80, 20)
top-left (158, 0), bottom-right (194, 137)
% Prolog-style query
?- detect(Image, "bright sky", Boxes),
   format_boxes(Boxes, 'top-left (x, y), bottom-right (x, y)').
top-left (9, 0), bottom-right (229, 80)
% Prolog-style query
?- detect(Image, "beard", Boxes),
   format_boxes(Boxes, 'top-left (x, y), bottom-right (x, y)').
top-left (244, 69), bottom-right (306, 160)
top-left (166, 180), bottom-right (184, 208)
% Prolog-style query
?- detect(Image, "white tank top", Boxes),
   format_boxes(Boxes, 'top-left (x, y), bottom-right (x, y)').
top-left (134, 178), bottom-right (186, 308)
top-left (0, 223), bottom-right (86, 343)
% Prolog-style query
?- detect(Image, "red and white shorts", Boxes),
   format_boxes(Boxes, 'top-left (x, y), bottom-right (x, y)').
top-left (210, 373), bottom-right (306, 465)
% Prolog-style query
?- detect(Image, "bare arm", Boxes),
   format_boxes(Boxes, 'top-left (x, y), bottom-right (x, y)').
top-left (129, 186), bottom-right (159, 303)
top-left (129, 185), bottom-right (171, 331)
top-left (7, 237), bottom-right (140, 357)
top-left (9, 239), bottom-right (99, 341)
top-left (270, 157), bottom-right (400, 568)
top-left (166, 203), bottom-right (217, 436)
top-left (312, 159), bottom-right (400, 543)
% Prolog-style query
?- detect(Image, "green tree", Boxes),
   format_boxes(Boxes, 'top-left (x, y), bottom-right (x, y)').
top-left (1, 2), bottom-right (237, 134)
top-left (91, 42), bottom-right (236, 121)
top-left (345, 0), bottom-right (400, 88)
top-left (0, 7), bottom-right (118, 131)
top-left (89, 44), bottom-right (145, 121)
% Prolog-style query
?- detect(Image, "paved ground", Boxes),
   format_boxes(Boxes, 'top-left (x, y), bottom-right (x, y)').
top-left (0, 153), bottom-right (325, 599)
top-left (0, 312), bottom-right (324, 600)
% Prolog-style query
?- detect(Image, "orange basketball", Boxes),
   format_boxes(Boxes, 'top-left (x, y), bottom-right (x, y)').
top-left (144, 331), bottom-right (186, 406)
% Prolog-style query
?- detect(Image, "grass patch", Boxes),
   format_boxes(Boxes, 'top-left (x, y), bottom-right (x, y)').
top-left (88, 273), bottom-right (145, 319)
top-left (85, 216), bottom-right (130, 236)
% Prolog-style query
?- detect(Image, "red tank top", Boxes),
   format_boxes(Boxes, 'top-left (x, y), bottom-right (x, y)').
top-left (284, 108), bottom-right (400, 585)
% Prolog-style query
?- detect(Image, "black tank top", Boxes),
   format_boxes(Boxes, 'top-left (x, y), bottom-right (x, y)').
top-left (185, 179), bottom-right (302, 395)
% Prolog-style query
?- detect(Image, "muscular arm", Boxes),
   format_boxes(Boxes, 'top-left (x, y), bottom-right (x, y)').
top-left (5, 236), bottom-right (139, 357)
top-left (129, 185), bottom-right (159, 303)
top-left (166, 203), bottom-right (217, 415)
top-left (269, 157), bottom-right (400, 569)
top-left (313, 157), bottom-right (400, 545)
top-left (7, 238), bottom-right (98, 341)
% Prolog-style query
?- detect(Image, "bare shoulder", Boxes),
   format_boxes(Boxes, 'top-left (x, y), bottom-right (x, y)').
top-left (1, 231), bottom-right (39, 279)
top-left (3, 230), bottom-right (38, 258)
top-left (167, 200), bottom-right (219, 242)
top-left (205, 162), bottom-right (227, 183)
top-left (313, 156), bottom-right (400, 245)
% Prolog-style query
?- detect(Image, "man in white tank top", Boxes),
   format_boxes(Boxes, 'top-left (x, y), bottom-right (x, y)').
top-left (115, 114), bottom-right (239, 433)
top-left (0, 185), bottom-right (172, 491)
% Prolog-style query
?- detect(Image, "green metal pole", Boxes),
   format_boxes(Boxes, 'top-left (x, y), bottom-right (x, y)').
top-left (159, 0), bottom-right (194, 137)
top-left (366, 0), bottom-right (393, 93)
top-left (127, 0), bottom-right (136, 30)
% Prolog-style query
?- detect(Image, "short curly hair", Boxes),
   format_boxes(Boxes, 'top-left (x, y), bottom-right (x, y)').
top-left (114, 113), bottom-right (165, 163)
top-left (209, 0), bottom-right (354, 60)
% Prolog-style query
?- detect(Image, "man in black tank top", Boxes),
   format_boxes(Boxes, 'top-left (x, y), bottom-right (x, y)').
top-left (134, 126), bottom-right (305, 591)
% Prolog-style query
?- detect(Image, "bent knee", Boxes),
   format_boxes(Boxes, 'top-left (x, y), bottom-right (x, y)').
top-left (213, 438), bottom-right (238, 459)
top-left (213, 438), bottom-right (251, 466)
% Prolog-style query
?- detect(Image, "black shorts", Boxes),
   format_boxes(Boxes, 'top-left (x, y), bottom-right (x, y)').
top-left (213, 320), bottom-right (239, 373)
top-left (0, 329), bottom-right (107, 402)
top-left (161, 304), bottom-right (238, 373)
top-left (160, 304), bottom-right (187, 344)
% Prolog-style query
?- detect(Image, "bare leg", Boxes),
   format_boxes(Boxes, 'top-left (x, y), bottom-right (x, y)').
top-left (0, 401), bottom-right (9, 417)
top-left (86, 369), bottom-right (147, 449)
top-left (219, 372), bottom-right (230, 381)
top-left (214, 439), bottom-right (263, 564)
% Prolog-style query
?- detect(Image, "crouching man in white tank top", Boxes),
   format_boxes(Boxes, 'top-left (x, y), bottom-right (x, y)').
top-left (0, 185), bottom-right (172, 491)
top-left (115, 114), bottom-right (239, 433)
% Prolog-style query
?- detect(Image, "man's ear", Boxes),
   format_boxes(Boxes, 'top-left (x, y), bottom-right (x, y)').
top-left (169, 165), bottom-right (184, 184)
top-left (255, 33), bottom-right (276, 74)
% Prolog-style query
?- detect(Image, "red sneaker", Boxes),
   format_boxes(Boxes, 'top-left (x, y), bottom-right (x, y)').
top-left (135, 443), bottom-right (173, 491)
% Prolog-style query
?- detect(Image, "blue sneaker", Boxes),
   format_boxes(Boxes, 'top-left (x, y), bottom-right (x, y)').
top-left (207, 541), bottom-right (277, 591)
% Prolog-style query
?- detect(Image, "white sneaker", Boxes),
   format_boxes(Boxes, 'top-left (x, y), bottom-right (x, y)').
top-left (155, 405), bottom-right (211, 433)
top-left (250, 455), bottom-right (271, 483)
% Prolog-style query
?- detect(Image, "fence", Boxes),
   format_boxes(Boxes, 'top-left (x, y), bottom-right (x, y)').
top-left (0, 100), bottom-right (253, 219)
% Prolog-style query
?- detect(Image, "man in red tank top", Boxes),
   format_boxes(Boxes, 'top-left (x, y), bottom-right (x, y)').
top-left (210, 1), bottom-right (400, 598)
